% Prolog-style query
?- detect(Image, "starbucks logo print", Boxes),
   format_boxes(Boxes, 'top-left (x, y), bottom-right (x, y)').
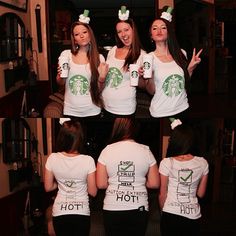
top-left (69, 75), bottom-right (89, 95)
top-left (105, 67), bottom-right (123, 88)
top-left (62, 63), bottom-right (69, 70)
top-left (143, 61), bottom-right (151, 70)
top-left (131, 70), bottom-right (139, 78)
top-left (162, 74), bottom-right (184, 97)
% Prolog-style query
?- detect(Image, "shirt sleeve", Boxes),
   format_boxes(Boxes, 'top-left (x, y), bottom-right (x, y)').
top-left (202, 158), bottom-right (209, 176)
top-left (146, 146), bottom-right (157, 167)
top-left (97, 146), bottom-right (109, 166)
top-left (159, 158), bottom-right (171, 176)
top-left (45, 154), bottom-right (54, 171)
top-left (87, 155), bottom-right (96, 174)
top-left (99, 54), bottom-right (105, 63)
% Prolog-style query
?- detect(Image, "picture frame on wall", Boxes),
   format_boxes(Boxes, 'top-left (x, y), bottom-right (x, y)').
top-left (0, 0), bottom-right (28, 12)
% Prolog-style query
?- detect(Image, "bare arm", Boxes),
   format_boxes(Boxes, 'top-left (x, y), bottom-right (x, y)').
top-left (146, 164), bottom-right (160, 189)
top-left (96, 162), bottom-right (109, 189)
top-left (44, 168), bottom-right (58, 192)
top-left (197, 174), bottom-right (208, 198)
top-left (87, 171), bottom-right (97, 197)
top-left (158, 174), bottom-right (168, 210)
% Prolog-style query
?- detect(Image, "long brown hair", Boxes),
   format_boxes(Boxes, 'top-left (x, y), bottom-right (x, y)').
top-left (150, 18), bottom-right (190, 85)
top-left (71, 21), bottom-right (103, 107)
top-left (109, 117), bottom-right (137, 144)
top-left (56, 120), bottom-right (84, 153)
top-left (115, 18), bottom-right (143, 71)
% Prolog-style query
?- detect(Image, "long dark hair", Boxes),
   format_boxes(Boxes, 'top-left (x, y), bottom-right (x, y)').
top-left (115, 18), bottom-right (142, 71)
top-left (150, 15), bottom-right (190, 86)
top-left (109, 117), bottom-right (137, 144)
top-left (56, 120), bottom-right (84, 153)
top-left (166, 124), bottom-right (195, 157)
top-left (71, 21), bottom-right (103, 107)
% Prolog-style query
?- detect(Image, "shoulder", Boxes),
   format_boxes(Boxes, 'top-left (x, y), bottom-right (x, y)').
top-left (99, 54), bottom-right (105, 62)
top-left (60, 49), bottom-right (71, 58)
top-left (107, 46), bottom-right (117, 58)
top-left (181, 49), bottom-right (187, 58)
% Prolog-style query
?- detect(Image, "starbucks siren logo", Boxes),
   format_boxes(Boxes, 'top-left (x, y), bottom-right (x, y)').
top-left (106, 67), bottom-right (123, 88)
top-left (131, 70), bottom-right (139, 78)
top-left (162, 74), bottom-right (184, 97)
top-left (69, 75), bottom-right (89, 95)
top-left (143, 61), bottom-right (151, 70)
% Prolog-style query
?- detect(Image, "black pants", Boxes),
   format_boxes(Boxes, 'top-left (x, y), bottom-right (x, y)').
top-left (53, 214), bottom-right (90, 236)
top-left (103, 209), bottom-right (148, 236)
top-left (160, 212), bottom-right (200, 236)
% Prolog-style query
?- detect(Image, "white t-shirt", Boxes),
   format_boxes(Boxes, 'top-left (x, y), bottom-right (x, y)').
top-left (98, 140), bottom-right (157, 211)
top-left (59, 50), bottom-right (105, 117)
top-left (45, 152), bottom-right (96, 216)
top-left (149, 52), bottom-right (189, 117)
top-left (102, 46), bottom-right (146, 115)
top-left (159, 156), bottom-right (209, 219)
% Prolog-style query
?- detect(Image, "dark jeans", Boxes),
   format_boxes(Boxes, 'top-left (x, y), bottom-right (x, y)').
top-left (53, 214), bottom-right (90, 236)
top-left (160, 212), bottom-right (200, 236)
top-left (103, 208), bottom-right (148, 236)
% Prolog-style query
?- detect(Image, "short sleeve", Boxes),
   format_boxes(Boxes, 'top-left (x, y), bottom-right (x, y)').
top-left (106, 46), bottom-right (116, 61)
top-left (146, 146), bottom-right (157, 167)
top-left (181, 49), bottom-right (187, 59)
top-left (59, 49), bottom-right (71, 59)
top-left (202, 158), bottom-right (209, 176)
top-left (87, 155), bottom-right (96, 174)
top-left (45, 154), bottom-right (54, 171)
top-left (159, 158), bottom-right (171, 176)
top-left (97, 146), bottom-right (110, 166)
top-left (99, 54), bottom-right (105, 63)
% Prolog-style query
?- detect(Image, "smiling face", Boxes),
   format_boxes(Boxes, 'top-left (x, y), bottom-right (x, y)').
top-left (73, 24), bottom-right (91, 47)
top-left (150, 19), bottom-right (168, 43)
top-left (116, 21), bottom-right (133, 47)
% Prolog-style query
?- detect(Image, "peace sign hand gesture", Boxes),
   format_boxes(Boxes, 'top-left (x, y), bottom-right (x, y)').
top-left (188, 48), bottom-right (203, 77)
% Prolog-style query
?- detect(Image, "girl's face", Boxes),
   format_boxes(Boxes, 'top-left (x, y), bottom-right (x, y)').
top-left (116, 22), bottom-right (133, 47)
top-left (73, 25), bottom-right (91, 46)
top-left (150, 19), bottom-right (168, 42)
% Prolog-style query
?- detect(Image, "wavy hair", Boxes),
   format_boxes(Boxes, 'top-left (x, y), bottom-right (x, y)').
top-left (115, 18), bottom-right (143, 71)
top-left (150, 16), bottom-right (190, 85)
top-left (71, 21), bottom-right (103, 107)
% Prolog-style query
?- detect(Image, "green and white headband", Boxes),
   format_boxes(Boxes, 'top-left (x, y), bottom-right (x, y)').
top-left (79, 9), bottom-right (90, 24)
top-left (118, 5), bottom-right (129, 21)
top-left (161, 6), bottom-right (173, 22)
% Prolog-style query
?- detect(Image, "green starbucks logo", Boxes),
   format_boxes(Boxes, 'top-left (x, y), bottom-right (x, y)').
top-left (143, 61), bottom-right (151, 70)
top-left (162, 74), bottom-right (184, 97)
top-left (69, 75), bottom-right (89, 95)
top-left (105, 67), bottom-right (123, 88)
top-left (131, 70), bottom-right (139, 78)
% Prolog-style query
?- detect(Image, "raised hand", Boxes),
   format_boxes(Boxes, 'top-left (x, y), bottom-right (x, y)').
top-left (188, 48), bottom-right (203, 76)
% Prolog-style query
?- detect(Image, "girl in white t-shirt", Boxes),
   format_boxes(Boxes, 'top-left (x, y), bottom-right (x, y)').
top-left (140, 7), bottom-right (202, 119)
top-left (44, 119), bottom-right (97, 236)
top-left (101, 7), bottom-right (146, 118)
top-left (57, 11), bottom-right (108, 118)
top-left (159, 119), bottom-right (209, 236)
top-left (96, 118), bottom-right (160, 235)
